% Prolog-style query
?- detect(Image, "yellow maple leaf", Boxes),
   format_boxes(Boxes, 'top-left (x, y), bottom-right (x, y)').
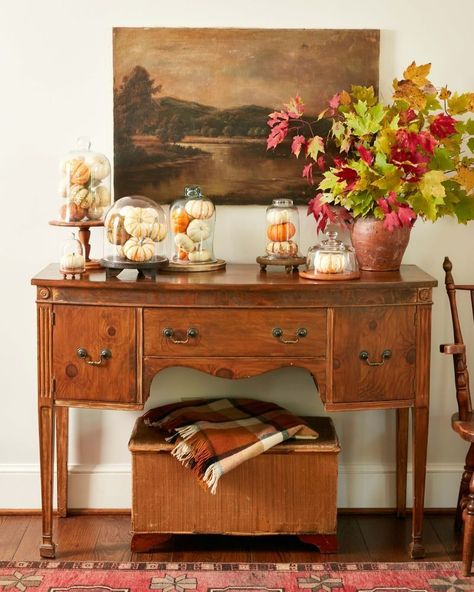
top-left (439, 86), bottom-right (452, 101)
top-left (419, 170), bottom-right (446, 199)
top-left (454, 166), bottom-right (474, 192)
top-left (393, 80), bottom-right (427, 111)
top-left (403, 61), bottom-right (432, 88)
top-left (468, 93), bottom-right (474, 112)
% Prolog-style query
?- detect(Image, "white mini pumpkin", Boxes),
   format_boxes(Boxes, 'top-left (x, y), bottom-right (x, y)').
top-left (184, 199), bottom-right (214, 220)
top-left (266, 240), bottom-right (298, 257)
top-left (186, 219), bottom-right (210, 242)
top-left (188, 249), bottom-right (212, 262)
top-left (123, 207), bottom-right (157, 239)
top-left (86, 154), bottom-right (111, 181)
top-left (315, 253), bottom-right (345, 274)
top-left (174, 232), bottom-right (195, 253)
top-left (149, 222), bottom-right (167, 242)
top-left (123, 237), bottom-right (155, 262)
top-left (93, 185), bottom-right (111, 207)
top-left (266, 209), bottom-right (291, 225)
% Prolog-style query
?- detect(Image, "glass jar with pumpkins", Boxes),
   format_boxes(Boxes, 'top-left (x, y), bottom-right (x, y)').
top-left (102, 195), bottom-right (168, 278)
top-left (169, 186), bottom-right (220, 268)
top-left (57, 137), bottom-right (111, 223)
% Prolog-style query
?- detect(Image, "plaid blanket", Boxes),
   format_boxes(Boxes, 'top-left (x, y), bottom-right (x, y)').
top-left (143, 398), bottom-right (318, 494)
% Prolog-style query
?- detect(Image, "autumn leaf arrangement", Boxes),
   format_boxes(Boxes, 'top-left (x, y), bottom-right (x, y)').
top-left (267, 62), bottom-right (474, 233)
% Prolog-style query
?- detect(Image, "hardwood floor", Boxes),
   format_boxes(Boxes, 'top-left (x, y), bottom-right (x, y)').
top-left (0, 513), bottom-right (463, 563)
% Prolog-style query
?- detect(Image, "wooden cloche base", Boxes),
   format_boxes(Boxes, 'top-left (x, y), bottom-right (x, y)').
top-left (100, 256), bottom-right (169, 280)
top-left (299, 269), bottom-right (361, 281)
top-left (257, 255), bottom-right (306, 273)
top-left (162, 259), bottom-right (227, 273)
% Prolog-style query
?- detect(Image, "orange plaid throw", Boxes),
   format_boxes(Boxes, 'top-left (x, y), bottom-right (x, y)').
top-left (143, 398), bottom-right (318, 494)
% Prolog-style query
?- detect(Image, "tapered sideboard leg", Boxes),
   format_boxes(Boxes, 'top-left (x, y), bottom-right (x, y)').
top-left (396, 407), bottom-right (409, 518)
top-left (39, 403), bottom-right (56, 558)
top-left (56, 406), bottom-right (69, 518)
top-left (409, 405), bottom-right (428, 559)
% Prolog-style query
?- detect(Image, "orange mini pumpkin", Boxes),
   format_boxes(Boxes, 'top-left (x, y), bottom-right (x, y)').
top-left (171, 209), bottom-right (191, 233)
top-left (68, 159), bottom-right (91, 186)
top-left (267, 222), bottom-right (296, 242)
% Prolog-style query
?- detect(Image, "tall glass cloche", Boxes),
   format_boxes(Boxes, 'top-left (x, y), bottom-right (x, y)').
top-left (169, 186), bottom-right (220, 267)
top-left (57, 137), bottom-right (111, 223)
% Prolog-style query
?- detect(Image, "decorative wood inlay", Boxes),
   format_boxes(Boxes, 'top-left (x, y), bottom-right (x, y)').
top-left (415, 305), bottom-right (432, 408)
top-left (38, 287), bottom-right (51, 300)
top-left (418, 288), bottom-right (432, 302)
top-left (38, 304), bottom-right (53, 399)
top-left (136, 308), bottom-right (144, 405)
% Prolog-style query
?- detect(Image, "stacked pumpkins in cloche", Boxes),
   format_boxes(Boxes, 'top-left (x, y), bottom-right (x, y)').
top-left (103, 196), bottom-right (168, 264)
top-left (170, 186), bottom-right (216, 265)
top-left (58, 139), bottom-right (111, 223)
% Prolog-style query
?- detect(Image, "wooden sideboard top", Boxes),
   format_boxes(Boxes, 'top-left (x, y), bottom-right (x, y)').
top-left (32, 263), bottom-right (437, 291)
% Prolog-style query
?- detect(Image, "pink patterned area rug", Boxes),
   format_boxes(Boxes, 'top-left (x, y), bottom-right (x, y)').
top-left (0, 561), bottom-right (471, 592)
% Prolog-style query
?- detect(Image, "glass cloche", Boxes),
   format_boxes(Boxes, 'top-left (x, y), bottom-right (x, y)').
top-left (305, 230), bottom-right (360, 280)
top-left (169, 186), bottom-right (216, 265)
top-left (59, 232), bottom-right (85, 277)
top-left (57, 137), bottom-right (111, 223)
top-left (265, 199), bottom-right (300, 258)
top-left (102, 196), bottom-right (168, 275)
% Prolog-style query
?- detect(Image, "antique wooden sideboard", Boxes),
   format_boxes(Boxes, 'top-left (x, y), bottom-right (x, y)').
top-left (32, 263), bottom-right (437, 559)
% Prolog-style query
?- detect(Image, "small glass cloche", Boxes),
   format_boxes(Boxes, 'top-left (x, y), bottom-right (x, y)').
top-left (304, 230), bottom-right (360, 280)
top-left (169, 185), bottom-right (216, 265)
top-left (59, 233), bottom-right (85, 277)
top-left (102, 196), bottom-right (168, 272)
top-left (57, 137), bottom-right (111, 223)
top-left (265, 198), bottom-right (300, 258)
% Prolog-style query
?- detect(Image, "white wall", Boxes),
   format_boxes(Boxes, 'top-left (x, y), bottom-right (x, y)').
top-left (0, 0), bottom-right (473, 509)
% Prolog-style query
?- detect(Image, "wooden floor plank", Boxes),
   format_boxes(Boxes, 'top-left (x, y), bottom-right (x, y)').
top-left (357, 515), bottom-right (450, 562)
top-left (54, 515), bottom-right (103, 560)
top-left (12, 516), bottom-right (45, 560)
top-left (428, 514), bottom-right (463, 561)
top-left (0, 516), bottom-right (30, 560)
top-left (93, 515), bottom-right (132, 562)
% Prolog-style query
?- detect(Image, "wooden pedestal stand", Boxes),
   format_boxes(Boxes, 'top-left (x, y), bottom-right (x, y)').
top-left (49, 220), bottom-right (104, 270)
top-left (256, 255), bottom-right (306, 273)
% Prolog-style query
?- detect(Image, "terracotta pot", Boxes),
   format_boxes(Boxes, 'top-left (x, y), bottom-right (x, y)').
top-left (350, 217), bottom-right (411, 271)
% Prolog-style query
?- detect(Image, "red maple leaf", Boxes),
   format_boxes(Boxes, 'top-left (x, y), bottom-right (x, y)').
top-left (302, 163), bottom-right (314, 184)
top-left (397, 204), bottom-right (417, 227)
top-left (383, 210), bottom-right (402, 231)
top-left (357, 145), bottom-right (374, 166)
top-left (266, 120), bottom-right (289, 150)
top-left (430, 113), bottom-right (458, 139)
top-left (307, 193), bottom-right (336, 233)
top-left (316, 155), bottom-right (326, 171)
top-left (399, 108), bottom-right (417, 125)
top-left (291, 135), bottom-right (306, 158)
top-left (329, 93), bottom-right (341, 110)
top-left (335, 167), bottom-right (359, 191)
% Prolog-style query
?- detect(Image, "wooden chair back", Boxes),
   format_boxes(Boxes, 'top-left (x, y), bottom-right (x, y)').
top-left (442, 257), bottom-right (474, 421)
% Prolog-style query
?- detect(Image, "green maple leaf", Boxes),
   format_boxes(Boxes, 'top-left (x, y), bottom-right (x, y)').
top-left (318, 170), bottom-right (338, 191)
top-left (422, 94), bottom-right (442, 113)
top-left (465, 119), bottom-right (474, 134)
top-left (354, 100), bottom-right (368, 117)
top-left (331, 120), bottom-right (345, 141)
top-left (371, 167), bottom-right (403, 192)
top-left (468, 138), bottom-right (474, 153)
top-left (374, 129), bottom-right (395, 155)
top-left (410, 191), bottom-right (442, 221)
top-left (345, 101), bottom-right (385, 136)
top-left (429, 147), bottom-right (454, 171)
top-left (350, 191), bottom-right (376, 217)
top-left (454, 192), bottom-right (474, 223)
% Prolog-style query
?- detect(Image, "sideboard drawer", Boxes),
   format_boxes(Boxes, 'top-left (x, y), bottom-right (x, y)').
top-left (332, 306), bottom-right (416, 404)
top-left (144, 308), bottom-right (327, 358)
top-left (52, 305), bottom-right (137, 404)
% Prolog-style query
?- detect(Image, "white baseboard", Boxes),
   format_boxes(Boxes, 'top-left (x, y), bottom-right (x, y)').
top-left (0, 463), bottom-right (463, 510)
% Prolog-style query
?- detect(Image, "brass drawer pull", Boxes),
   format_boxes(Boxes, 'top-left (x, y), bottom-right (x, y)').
top-left (272, 327), bottom-right (308, 344)
top-left (163, 327), bottom-right (199, 344)
top-left (76, 347), bottom-right (112, 366)
top-left (359, 349), bottom-right (392, 366)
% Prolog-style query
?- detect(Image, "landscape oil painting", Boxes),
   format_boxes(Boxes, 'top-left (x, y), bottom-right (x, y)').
top-left (113, 28), bottom-right (380, 205)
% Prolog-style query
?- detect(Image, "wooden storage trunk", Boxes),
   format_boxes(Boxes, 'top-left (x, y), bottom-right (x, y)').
top-left (129, 415), bottom-right (340, 552)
